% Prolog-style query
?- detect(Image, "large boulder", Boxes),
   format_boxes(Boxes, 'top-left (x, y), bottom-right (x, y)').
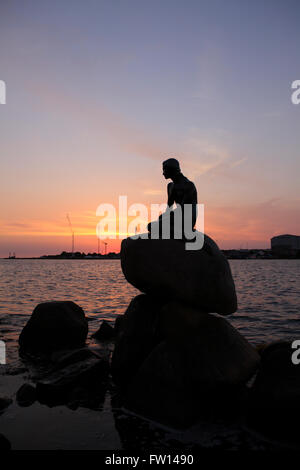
top-left (0, 397), bottom-right (12, 414)
top-left (121, 233), bottom-right (237, 315)
top-left (124, 302), bottom-right (260, 427)
top-left (111, 294), bottom-right (166, 386)
top-left (247, 341), bottom-right (300, 442)
top-left (19, 301), bottom-right (88, 354)
top-left (0, 434), bottom-right (11, 450)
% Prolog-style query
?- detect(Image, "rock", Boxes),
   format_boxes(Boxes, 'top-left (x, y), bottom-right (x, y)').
top-left (67, 384), bottom-right (106, 411)
top-left (121, 233), bottom-right (237, 315)
top-left (67, 386), bottom-right (90, 410)
top-left (19, 301), bottom-right (88, 354)
top-left (247, 341), bottom-right (300, 442)
top-left (257, 340), bottom-right (291, 364)
top-left (124, 303), bottom-right (260, 428)
top-left (92, 321), bottom-right (114, 341)
top-left (16, 383), bottom-right (36, 407)
top-left (0, 397), bottom-right (12, 413)
top-left (50, 347), bottom-right (98, 369)
top-left (36, 356), bottom-right (109, 406)
top-left (111, 294), bottom-right (166, 386)
top-left (2, 366), bottom-right (28, 376)
top-left (114, 315), bottom-right (126, 336)
top-left (0, 433), bottom-right (11, 450)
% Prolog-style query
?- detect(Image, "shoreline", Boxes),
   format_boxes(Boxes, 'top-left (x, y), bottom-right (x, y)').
top-left (1, 259), bottom-right (299, 450)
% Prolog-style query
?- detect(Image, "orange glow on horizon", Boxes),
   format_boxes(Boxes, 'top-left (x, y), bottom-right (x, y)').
top-left (1, 196), bottom-right (299, 257)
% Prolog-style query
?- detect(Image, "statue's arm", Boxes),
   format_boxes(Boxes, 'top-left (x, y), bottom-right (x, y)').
top-left (167, 182), bottom-right (175, 208)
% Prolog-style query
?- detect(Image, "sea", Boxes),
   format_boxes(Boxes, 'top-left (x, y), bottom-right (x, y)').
top-left (0, 259), bottom-right (299, 354)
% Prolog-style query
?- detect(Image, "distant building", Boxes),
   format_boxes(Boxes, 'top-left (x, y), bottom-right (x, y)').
top-left (271, 234), bottom-right (300, 256)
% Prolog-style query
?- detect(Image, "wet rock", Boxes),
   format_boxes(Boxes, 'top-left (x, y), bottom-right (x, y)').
top-left (92, 321), bottom-right (114, 341)
top-left (16, 383), bottom-right (36, 407)
top-left (67, 384), bottom-right (106, 411)
top-left (50, 347), bottom-right (98, 369)
top-left (19, 301), bottom-right (88, 354)
top-left (2, 366), bottom-right (28, 376)
top-left (0, 397), bottom-right (12, 413)
top-left (121, 233), bottom-right (237, 315)
top-left (114, 315), bottom-right (126, 336)
top-left (111, 294), bottom-right (166, 386)
top-left (124, 303), bottom-right (260, 428)
top-left (0, 433), bottom-right (11, 450)
top-left (247, 341), bottom-right (300, 442)
top-left (36, 356), bottom-right (109, 406)
top-left (67, 386), bottom-right (90, 410)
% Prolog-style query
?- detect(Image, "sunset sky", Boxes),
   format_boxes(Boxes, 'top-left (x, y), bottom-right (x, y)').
top-left (1, 0), bottom-right (299, 257)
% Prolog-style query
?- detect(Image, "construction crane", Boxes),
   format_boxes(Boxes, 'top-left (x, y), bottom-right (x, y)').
top-left (101, 241), bottom-right (108, 255)
top-left (96, 239), bottom-right (107, 255)
top-left (66, 214), bottom-right (75, 255)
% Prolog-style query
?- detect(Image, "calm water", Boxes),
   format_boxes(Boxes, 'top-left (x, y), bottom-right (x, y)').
top-left (0, 259), bottom-right (299, 363)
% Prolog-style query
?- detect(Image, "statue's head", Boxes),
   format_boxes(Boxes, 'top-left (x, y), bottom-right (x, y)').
top-left (162, 158), bottom-right (181, 179)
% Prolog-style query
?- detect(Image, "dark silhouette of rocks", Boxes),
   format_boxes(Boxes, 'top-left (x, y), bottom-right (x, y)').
top-left (0, 397), bottom-right (12, 413)
top-left (19, 301), bottom-right (88, 355)
top-left (121, 233), bottom-right (237, 315)
top-left (17, 300), bottom-right (110, 409)
top-left (114, 315), bottom-right (126, 336)
top-left (0, 433), bottom-right (11, 450)
top-left (112, 295), bottom-right (260, 427)
top-left (247, 341), bottom-right (300, 443)
top-left (116, 192), bottom-right (246, 426)
top-left (36, 349), bottom-right (109, 408)
top-left (16, 383), bottom-right (36, 407)
top-left (92, 320), bottom-right (115, 341)
top-left (14, 344), bottom-right (109, 410)
top-left (111, 295), bottom-right (166, 387)
top-left (50, 346), bottom-right (97, 369)
top-left (127, 303), bottom-right (259, 427)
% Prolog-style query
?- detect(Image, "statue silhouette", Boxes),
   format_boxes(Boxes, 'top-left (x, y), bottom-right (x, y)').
top-left (147, 158), bottom-right (197, 239)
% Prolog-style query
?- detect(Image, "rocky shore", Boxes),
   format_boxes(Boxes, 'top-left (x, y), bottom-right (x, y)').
top-left (1, 233), bottom-right (299, 450)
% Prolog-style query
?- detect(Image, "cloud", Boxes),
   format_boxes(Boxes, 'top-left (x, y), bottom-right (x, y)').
top-left (0, 211), bottom-right (99, 237)
top-left (176, 131), bottom-right (231, 179)
top-left (230, 157), bottom-right (247, 168)
top-left (143, 189), bottom-right (164, 195)
top-left (205, 198), bottom-right (300, 247)
top-left (263, 111), bottom-right (281, 118)
top-left (28, 80), bottom-right (237, 182)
